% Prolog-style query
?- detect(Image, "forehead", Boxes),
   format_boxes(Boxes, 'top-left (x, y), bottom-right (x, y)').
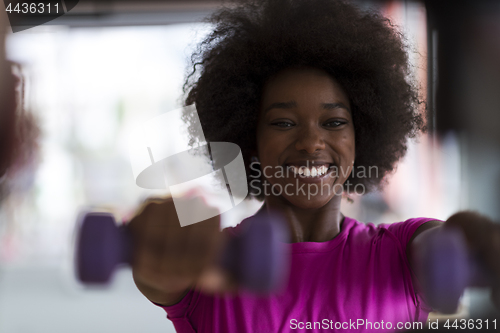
top-left (261, 67), bottom-right (350, 105)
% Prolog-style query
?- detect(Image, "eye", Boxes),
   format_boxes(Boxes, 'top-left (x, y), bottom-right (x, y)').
top-left (324, 119), bottom-right (347, 128)
top-left (270, 121), bottom-right (295, 128)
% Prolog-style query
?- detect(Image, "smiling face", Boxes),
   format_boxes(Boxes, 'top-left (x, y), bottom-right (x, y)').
top-left (256, 67), bottom-right (355, 209)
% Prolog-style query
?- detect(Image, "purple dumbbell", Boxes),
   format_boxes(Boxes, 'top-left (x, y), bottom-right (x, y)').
top-left (76, 212), bottom-right (289, 293)
top-left (418, 228), bottom-right (491, 314)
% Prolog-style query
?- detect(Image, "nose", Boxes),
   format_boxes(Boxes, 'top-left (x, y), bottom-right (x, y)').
top-left (294, 124), bottom-right (325, 154)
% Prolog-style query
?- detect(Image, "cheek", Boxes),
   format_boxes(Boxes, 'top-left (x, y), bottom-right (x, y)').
top-left (343, 129), bottom-right (356, 158)
top-left (348, 138), bottom-right (356, 159)
top-left (256, 130), bottom-right (287, 164)
top-left (332, 131), bottom-right (355, 175)
top-left (334, 131), bottom-right (355, 154)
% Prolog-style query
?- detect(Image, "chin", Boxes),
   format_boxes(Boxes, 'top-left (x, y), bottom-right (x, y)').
top-left (282, 194), bottom-right (333, 210)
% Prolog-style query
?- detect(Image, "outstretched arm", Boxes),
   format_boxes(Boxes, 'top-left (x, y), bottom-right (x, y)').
top-left (408, 211), bottom-right (500, 311)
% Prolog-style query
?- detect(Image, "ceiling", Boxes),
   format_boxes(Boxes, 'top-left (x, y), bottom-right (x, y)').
top-left (49, 0), bottom-right (391, 28)
top-left (51, 0), bottom-right (225, 27)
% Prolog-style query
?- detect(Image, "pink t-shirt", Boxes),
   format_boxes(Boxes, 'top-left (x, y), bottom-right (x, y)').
top-left (157, 216), bottom-right (441, 332)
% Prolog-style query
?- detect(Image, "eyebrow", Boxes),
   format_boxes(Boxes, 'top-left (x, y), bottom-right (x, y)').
top-left (263, 101), bottom-right (351, 113)
top-left (263, 101), bottom-right (297, 113)
top-left (322, 102), bottom-right (351, 113)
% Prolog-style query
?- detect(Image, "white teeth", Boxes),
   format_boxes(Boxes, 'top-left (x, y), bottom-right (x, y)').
top-left (289, 165), bottom-right (330, 177)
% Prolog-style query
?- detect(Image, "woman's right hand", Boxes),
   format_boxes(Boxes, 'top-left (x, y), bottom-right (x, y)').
top-left (128, 196), bottom-right (229, 306)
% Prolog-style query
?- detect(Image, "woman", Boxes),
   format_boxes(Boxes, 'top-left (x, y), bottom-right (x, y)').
top-left (130, 0), bottom-right (500, 332)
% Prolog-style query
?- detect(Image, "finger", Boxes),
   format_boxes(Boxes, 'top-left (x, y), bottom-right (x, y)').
top-left (178, 214), bottom-right (222, 278)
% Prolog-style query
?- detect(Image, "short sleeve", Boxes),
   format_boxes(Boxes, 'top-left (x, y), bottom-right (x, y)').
top-left (382, 217), bottom-right (444, 314)
top-left (385, 217), bottom-right (443, 249)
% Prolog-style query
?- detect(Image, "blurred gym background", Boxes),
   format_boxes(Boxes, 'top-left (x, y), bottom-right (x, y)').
top-left (1, 0), bottom-right (498, 332)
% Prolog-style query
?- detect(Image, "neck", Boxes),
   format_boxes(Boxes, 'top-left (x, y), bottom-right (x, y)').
top-left (261, 195), bottom-right (344, 243)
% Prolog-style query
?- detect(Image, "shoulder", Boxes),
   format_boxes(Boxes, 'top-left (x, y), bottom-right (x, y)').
top-left (342, 216), bottom-right (443, 246)
top-left (380, 217), bottom-right (444, 249)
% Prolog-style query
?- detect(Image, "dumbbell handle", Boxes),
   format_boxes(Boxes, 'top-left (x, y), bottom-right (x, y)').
top-left (76, 212), bottom-right (289, 293)
top-left (418, 227), bottom-right (492, 314)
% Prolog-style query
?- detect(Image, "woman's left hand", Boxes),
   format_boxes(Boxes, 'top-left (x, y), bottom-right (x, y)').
top-left (444, 211), bottom-right (500, 309)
